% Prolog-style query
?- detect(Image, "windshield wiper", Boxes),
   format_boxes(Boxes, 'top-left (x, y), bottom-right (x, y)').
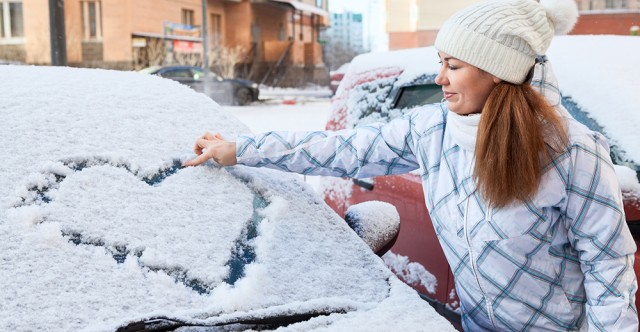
top-left (117, 310), bottom-right (345, 332)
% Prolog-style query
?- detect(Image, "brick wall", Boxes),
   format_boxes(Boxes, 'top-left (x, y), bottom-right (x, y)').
top-left (572, 13), bottom-right (640, 35)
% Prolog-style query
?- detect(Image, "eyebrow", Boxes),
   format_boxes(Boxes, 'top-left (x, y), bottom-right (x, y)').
top-left (437, 53), bottom-right (457, 62)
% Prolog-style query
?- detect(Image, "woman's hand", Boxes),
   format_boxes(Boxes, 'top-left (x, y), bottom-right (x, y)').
top-left (182, 132), bottom-right (237, 167)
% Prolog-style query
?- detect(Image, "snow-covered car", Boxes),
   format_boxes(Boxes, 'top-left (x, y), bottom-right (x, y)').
top-left (0, 66), bottom-right (456, 331)
top-left (323, 35), bottom-right (640, 327)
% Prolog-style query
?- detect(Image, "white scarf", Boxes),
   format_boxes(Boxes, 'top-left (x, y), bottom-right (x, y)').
top-left (446, 110), bottom-right (481, 152)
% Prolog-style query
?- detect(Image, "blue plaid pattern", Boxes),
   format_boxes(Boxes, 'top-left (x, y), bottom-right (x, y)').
top-left (237, 103), bottom-right (638, 331)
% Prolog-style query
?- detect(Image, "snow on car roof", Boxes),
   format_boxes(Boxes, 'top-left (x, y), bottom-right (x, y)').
top-left (346, 35), bottom-right (640, 166)
top-left (547, 35), bottom-right (640, 165)
top-left (0, 66), bottom-right (454, 331)
top-left (346, 47), bottom-right (441, 88)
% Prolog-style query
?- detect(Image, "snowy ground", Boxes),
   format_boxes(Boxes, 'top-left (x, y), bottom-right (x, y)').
top-left (222, 97), bottom-right (332, 133)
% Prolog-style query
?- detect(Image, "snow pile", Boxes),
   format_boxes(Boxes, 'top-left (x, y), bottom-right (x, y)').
top-left (0, 66), bottom-right (455, 331)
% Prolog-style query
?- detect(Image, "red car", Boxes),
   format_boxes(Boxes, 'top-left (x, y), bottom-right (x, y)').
top-left (329, 63), bottom-right (350, 96)
top-left (322, 35), bottom-right (640, 328)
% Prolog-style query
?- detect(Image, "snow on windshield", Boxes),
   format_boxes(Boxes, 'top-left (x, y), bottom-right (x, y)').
top-left (0, 66), bottom-right (454, 331)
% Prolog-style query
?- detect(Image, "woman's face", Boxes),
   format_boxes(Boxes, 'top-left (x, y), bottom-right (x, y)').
top-left (435, 52), bottom-right (501, 115)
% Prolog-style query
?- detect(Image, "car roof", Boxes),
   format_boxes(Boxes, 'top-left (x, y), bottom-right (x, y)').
top-left (0, 66), bottom-right (455, 331)
top-left (547, 35), bottom-right (640, 166)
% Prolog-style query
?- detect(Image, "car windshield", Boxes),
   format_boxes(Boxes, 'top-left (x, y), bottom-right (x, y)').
top-left (0, 65), bottom-right (455, 331)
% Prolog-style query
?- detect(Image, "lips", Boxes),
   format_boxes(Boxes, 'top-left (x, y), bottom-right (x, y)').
top-left (443, 91), bottom-right (456, 99)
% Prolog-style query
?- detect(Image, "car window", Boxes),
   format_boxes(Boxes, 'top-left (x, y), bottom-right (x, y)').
top-left (348, 75), bottom-right (398, 126)
top-left (160, 69), bottom-right (193, 79)
top-left (393, 83), bottom-right (443, 110)
top-left (190, 68), bottom-right (205, 81)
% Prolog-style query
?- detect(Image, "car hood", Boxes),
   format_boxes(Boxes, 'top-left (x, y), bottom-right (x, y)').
top-left (0, 66), bottom-right (454, 331)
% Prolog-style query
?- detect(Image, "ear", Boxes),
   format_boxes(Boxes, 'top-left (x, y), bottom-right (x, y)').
top-left (492, 76), bottom-right (502, 84)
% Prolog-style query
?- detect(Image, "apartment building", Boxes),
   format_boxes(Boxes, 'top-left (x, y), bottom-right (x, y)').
top-left (0, 0), bottom-right (330, 86)
top-left (385, 0), bottom-right (639, 50)
top-left (329, 11), bottom-right (364, 53)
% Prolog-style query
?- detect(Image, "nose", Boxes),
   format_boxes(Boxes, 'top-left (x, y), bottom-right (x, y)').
top-left (435, 68), bottom-right (447, 86)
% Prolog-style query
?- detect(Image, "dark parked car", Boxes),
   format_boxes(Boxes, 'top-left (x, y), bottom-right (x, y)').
top-left (323, 35), bottom-right (640, 328)
top-left (0, 64), bottom-right (456, 331)
top-left (140, 65), bottom-right (259, 106)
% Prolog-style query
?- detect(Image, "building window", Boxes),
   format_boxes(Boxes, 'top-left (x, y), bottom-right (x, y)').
top-left (1, 0), bottom-right (24, 39)
top-left (81, 1), bottom-right (102, 40)
top-left (589, 0), bottom-right (628, 9)
top-left (278, 23), bottom-right (285, 41)
top-left (210, 13), bottom-right (221, 44)
top-left (606, 0), bottom-right (628, 8)
top-left (316, 0), bottom-right (323, 8)
top-left (182, 9), bottom-right (194, 26)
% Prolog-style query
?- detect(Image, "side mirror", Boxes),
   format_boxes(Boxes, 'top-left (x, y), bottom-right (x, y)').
top-left (344, 201), bottom-right (400, 256)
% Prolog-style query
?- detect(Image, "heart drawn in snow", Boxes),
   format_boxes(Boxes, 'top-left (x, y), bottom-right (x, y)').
top-left (10, 156), bottom-right (266, 293)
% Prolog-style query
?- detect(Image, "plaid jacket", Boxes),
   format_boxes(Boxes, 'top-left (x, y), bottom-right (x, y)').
top-left (236, 103), bottom-right (638, 331)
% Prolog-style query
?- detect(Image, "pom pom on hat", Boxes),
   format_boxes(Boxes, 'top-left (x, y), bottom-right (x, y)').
top-left (434, 0), bottom-right (580, 84)
top-left (540, 0), bottom-right (580, 35)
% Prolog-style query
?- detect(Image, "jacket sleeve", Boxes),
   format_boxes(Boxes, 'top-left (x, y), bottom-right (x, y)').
top-left (563, 132), bottom-right (638, 331)
top-left (235, 114), bottom-right (420, 178)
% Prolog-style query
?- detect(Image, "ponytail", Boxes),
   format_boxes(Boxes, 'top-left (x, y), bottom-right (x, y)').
top-left (474, 82), bottom-right (568, 207)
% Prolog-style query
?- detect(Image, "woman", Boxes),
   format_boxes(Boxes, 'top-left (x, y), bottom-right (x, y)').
top-left (184, 0), bottom-right (638, 330)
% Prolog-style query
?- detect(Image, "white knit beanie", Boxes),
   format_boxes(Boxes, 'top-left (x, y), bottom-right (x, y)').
top-left (434, 0), bottom-right (579, 84)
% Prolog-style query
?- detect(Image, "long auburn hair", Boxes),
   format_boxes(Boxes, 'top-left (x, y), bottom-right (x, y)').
top-left (474, 81), bottom-right (568, 208)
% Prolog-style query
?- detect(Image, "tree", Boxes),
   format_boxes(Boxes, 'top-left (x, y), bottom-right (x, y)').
top-left (325, 40), bottom-right (361, 71)
top-left (208, 42), bottom-right (246, 79)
